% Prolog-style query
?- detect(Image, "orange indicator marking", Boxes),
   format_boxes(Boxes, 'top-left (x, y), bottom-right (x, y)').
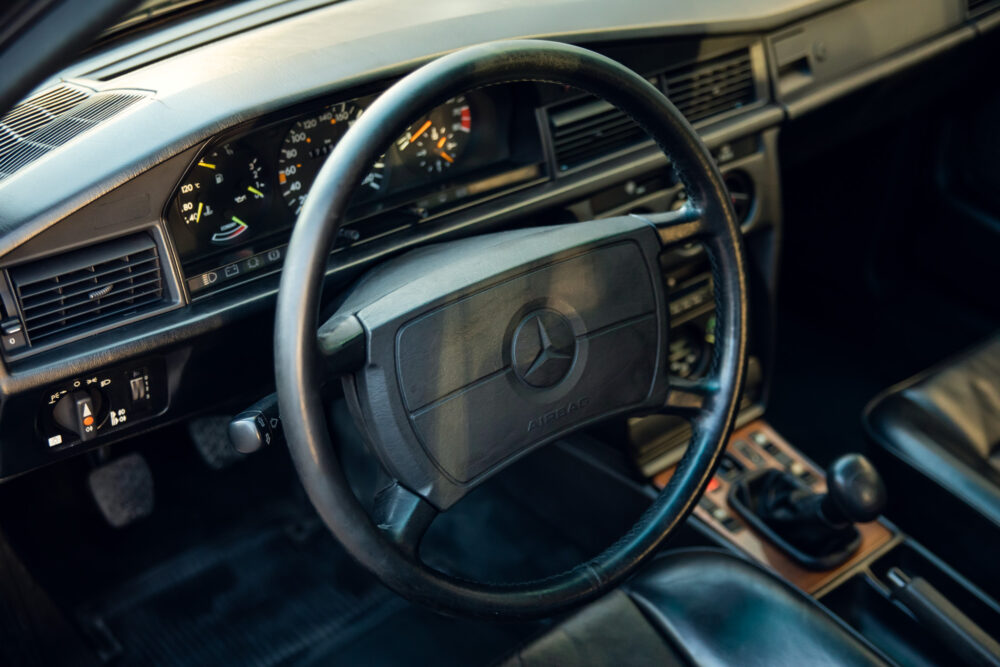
top-left (410, 119), bottom-right (432, 143)
top-left (439, 151), bottom-right (454, 163)
top-left (83, 415), bottom-right (94, 427)
top-left (436, 135), bottom-right (447, 148)
top-left (278, 172), bottom-right (287, 184)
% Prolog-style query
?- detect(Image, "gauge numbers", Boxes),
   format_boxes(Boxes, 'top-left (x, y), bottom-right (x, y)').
top-left (277, 102), bottom-right (386, 214)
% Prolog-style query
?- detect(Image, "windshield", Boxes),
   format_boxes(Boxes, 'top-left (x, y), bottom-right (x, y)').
top-left (101, 0), bottom-right (236, 39)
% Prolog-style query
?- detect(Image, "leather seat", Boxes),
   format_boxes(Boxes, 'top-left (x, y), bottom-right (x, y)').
top-left (501, 549), bottom-right (885, 666)
top-left (864, 335), bottom-right (1000, 530)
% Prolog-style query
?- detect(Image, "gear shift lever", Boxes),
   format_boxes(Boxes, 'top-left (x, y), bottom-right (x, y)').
top-left (729, 452), bottom-right (888, 570)
top-left (820, 454), bottom-right (887, 527)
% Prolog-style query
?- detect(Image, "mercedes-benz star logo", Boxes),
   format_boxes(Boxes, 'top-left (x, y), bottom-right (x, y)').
top-left (511, 310), bottom-right (577, 388)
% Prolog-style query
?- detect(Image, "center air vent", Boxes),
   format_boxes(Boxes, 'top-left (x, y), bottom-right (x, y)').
top-left (663, 49), bottom-right (755, 124)
top-left (548, 48), bottom-right (756, 173)
top-left (549, 97), bottom-right (649, 173)
top-left (8, 234), bottom-right (167, 348)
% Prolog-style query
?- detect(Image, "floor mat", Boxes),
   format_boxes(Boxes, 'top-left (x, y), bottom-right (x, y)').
top-left (75, 517), bottom-right (400, 667)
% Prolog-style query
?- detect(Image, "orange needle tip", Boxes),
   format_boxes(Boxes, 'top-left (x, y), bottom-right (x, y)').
top-left (410, 119), bottom-right (432, 143)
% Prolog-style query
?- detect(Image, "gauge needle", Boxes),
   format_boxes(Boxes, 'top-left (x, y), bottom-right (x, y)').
top-left (408, 120), bottom-right (433, 145)
top-left (247, 186), bottom-right (264, 197)
top-left (439, 151), bottom-right (454, 163)
top-left (436, 136), bottom-right (448, 149)
top-left (197, 161), bottom-right (216, 169)
top-left (195, 202), bottom-right (203, 223)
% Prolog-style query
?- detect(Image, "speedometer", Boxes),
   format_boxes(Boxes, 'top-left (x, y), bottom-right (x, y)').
top-left (277, 101), bottom-right (386, 214)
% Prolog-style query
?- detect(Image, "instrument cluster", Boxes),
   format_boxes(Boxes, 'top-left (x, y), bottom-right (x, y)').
top-left (166, 87), bottom-right (546, 295)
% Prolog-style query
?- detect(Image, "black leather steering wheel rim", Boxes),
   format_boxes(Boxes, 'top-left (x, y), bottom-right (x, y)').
top-left (275, 39), bottom-right (748, 619)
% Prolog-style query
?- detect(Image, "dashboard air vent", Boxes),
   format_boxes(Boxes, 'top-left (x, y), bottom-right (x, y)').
top-left (8, 234), bottom-right (167, 347)
top-left (0, 88), bottom-right (145, 182)
top-left (549, 97), bottom-right (648, 172)
top-left (662, 49), bottom-right (755, 124)
top-left (548, 48), bottom-right (756, 173)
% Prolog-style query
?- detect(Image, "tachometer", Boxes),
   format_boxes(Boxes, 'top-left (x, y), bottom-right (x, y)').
top-left (277, 101), bottom-right (386, 214)
top-left (395, 95), bottom-right (472, 174)
top-left (175, 143), bottom-right (269, 246)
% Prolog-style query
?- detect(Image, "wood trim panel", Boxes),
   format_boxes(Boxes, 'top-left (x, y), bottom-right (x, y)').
top-left (654, 419), bottom-right (895, 594)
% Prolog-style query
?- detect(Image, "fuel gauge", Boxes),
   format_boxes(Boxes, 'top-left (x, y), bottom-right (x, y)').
top-left (176, 143), bottom-right (270, 246)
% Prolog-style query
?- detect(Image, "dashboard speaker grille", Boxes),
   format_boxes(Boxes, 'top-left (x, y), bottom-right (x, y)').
top-left (0, 88), bottom-right (146, 182)
top-left (549, 48), bottom-right (755, 173)
top-left (8, 234), bottom-right (167, 346)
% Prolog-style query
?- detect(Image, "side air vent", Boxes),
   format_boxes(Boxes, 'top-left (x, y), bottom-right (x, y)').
top-left (8, 234), bottom-right (167, 348)
top-left (0, 88), bottom-right (146, 182)
top-left (548, 48), bottom-right (756, 173)
top-left (662, 49), bottom-right (755, 124)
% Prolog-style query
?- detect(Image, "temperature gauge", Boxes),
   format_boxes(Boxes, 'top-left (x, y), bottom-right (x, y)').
top-left (175, 143), bottom-right (270, 246)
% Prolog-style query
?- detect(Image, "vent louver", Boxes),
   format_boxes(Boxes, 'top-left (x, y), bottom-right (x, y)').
top-left (663, 49), bottom-right (755, 124)
top-left (8, 234), bottom-right (167, 347)
top-left (0, 87), bottom-right (145, 181)
top-left (549, 97), bottom-right (648, 172)
top-left (549, 49), bottom-right (756, 173)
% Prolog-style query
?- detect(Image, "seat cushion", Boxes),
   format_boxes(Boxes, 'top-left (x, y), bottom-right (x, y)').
top-left (499, 589), bottom-right (686, 667)
top-left (865, 335), bottom-right (1000, 529)
top-left (627, 550), bottom-right (885, 667)
top-left (501, 549), bottom-right (884, 667)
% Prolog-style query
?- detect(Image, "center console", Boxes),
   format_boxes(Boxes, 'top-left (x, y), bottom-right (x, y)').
top-left (649, 420), bottom-right (1000, 665)
top-left (656, 421), bottom-right (897, 595)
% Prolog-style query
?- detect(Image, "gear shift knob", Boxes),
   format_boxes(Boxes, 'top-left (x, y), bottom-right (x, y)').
top-left (820, 454), bottom-right (887, 525)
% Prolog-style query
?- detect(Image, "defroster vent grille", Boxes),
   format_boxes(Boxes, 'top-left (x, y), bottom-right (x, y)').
top-left (0, 86), bottom-right (145, 181)
top-left (8, 234), bottom-right (167, 347)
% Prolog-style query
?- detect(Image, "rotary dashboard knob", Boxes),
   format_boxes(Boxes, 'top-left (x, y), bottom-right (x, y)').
top-left (52, 389), bottom-right (103, 442)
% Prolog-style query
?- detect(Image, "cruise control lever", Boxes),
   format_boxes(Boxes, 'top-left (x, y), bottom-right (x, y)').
top-left (228, 393), bottom-right (282, 454)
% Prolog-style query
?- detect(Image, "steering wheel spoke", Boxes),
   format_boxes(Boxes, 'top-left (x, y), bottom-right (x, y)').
top-left (662, 374), bottom-right (719, 420)
top-left (632, 204), bottom-right (707, 249)
top-left (317, 313), bottom-right (367, 378)
top-left (372, 481), bottom-right (438, 558)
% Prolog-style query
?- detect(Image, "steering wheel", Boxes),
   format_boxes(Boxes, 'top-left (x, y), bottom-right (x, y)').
top-left (275, 40), bottom-right (748, 619)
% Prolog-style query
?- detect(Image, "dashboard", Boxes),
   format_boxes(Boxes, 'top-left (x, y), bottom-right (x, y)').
top-left (0, 0), bottom-right (995, 482)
